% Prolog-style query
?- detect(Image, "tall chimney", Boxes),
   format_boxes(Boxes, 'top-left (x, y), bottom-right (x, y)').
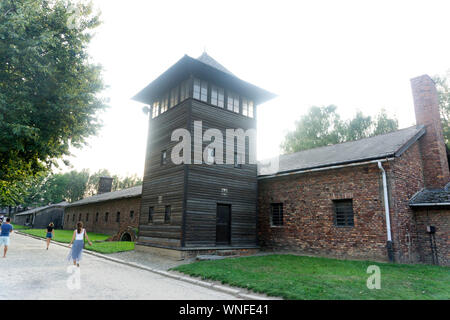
top-left (411, 74), bottom-right (450, 188)
top-left (98, 176), bottom-right (113, 194)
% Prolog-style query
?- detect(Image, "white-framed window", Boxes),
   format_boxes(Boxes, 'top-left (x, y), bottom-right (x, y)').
top-left (170, 86), bottom-right (179, 107)
top-left (152, 101), bottom-right (159, 118)
top-left (211, 86), bottom-right (224, 108)
top-left (160, 94), bottom-right (169, 114)
top-left (180, 79), bottom-right (191, 102)
top-left (227, 92), bottom-right (240, 113)
top-left (193, 78), bottom-right (208, 102)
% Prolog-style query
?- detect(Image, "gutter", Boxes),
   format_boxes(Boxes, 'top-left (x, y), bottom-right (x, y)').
top-left (258, 158), bottom-right (395, 180)
top-left (410, 202), bottom-right (450, 207)
top-left (377, 161), bottom-right (394, 262)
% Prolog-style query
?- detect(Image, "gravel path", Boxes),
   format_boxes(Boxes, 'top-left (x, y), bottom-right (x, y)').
top-left (0, 233), bottom-right (239, 300)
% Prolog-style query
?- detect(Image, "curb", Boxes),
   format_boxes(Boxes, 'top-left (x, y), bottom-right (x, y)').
top-left (15, 231), bottom-right (276, 300)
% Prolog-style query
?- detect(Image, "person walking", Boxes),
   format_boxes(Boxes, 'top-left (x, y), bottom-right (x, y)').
top-left (45, 222), bottom-right (55, 250)
top-left (68, 222), bottom-right (92, 267)
top-left (0, 218), bottom-right (14, 258)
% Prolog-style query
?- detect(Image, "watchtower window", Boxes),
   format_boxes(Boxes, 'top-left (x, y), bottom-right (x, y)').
top-left (160, 94), bottom-right (169, 113)
top-left (180, 79), bottom-right (191, 102)
top-left (211, 86), bottom-right (224, 108)
top-left (242, 98), bottom-right (254, 118)
top-left (152, 101), bottom-right (159, 118)
top-left (227, 92), bottom-right (240, 113)
top-left (193, 78), bottom-right (208, 102)
top-left (170, 86), bottom-right (179, 107)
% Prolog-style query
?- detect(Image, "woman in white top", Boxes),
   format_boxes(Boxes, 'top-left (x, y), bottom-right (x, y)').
top-left (68, 222), bottom-right (92, 267)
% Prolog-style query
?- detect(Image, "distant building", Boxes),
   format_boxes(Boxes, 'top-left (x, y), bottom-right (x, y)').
top-left (64, 178), bottom-right (141, 241)
top-left (14, 202), bottom-right (68, 229)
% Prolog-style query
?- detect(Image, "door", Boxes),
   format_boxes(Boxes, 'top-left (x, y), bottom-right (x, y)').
top-left (216, 204), bottom-right (231, 245)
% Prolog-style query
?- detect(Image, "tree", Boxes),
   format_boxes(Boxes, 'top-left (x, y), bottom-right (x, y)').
top-left (433, 73), bottom-right (450, 148)
top-left (0, 0), bottom-right (106, 205)
top-left (281, 106), bottom-right (399, 154)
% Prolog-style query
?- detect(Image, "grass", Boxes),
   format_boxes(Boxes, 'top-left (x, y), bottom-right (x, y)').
top-left (172, 254), bottom-right (450, 300)
top-left (18, 228), bottom-right (134, 254)
top-left (11, 223), bottom-right (31, 230)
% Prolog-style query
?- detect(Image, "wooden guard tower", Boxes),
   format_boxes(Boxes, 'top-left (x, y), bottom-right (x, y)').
top-left (132, 53), bottom-right (275, 258)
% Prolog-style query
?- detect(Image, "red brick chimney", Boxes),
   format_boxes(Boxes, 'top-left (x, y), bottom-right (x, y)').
top-left (411, 74), bottom-right (450, 188)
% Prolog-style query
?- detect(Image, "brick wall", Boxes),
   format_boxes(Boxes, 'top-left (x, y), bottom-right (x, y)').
top-left (389, 141), bottom-right (425, 263)
top-left (258, 163), bottom-right (391, 262)
top-left (64, 197), bottom-right (141, 241)
top-left (414, 208), bottom-right (450, 266)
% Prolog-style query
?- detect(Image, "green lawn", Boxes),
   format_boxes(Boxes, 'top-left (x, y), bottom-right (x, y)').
top-left (172, 254), bottom-right (450, 300)
top-left (18, 228), bottom-right (134, 254)
top-left (11, 223), bottom-right (31, 230)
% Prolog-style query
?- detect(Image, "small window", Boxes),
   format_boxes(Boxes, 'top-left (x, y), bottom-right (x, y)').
top-left (148, 207), bottom-right (154, 223)
top-left (211, 86), bottom-right (224, 108)
top-left (180, 79), bottom-right (191, 102)
top-left (164, 205), bottom-right (171, 224)
top-left (160, 94), bottom-right (169, 113)
top-left (72, 214), bottom-right (75, 222)
top-left (152, 101), bottom-right (159, 118)
top-left (105, 212), bottom-right (109, 222)
top-left (193, 79), bottom-right (208, 102)
top-left (242, 98), bottom-right (254, 118)
top-left (234, 152), bottom-right (242, 168)
top-left (86, 213), bottom-right (89, 222)
top-left (270, 203), bottom-right (284, 226)
top-left (333, 199), bottom-right (354, 227)
top-left (170, 86), bottom-right (179, 107)
top-left (95, 212), bottom-right (99, 222)
top-left (116, 212), bottom-right (120, 223)
top-left (161, 150), bottom-right (167, 165)
top-left (78, 213), bottom-right (82, 222)
top-left (130, 210), bottom-right (134, 219)
top-left (227, 92), bottom-right (239, 113)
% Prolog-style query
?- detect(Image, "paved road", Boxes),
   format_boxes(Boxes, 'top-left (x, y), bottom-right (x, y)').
top-left (0, 233), bottom-right (238, 300)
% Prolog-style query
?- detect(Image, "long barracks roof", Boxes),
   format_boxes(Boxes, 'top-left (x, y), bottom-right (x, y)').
top-left (258, 125), bottom-right (426, 177)
top-left (66, 185), bottom-right (142, 208)
top-left (15, 202), bottom-right (69, 216)
top-left (132, 53), bottom-right (276, 105)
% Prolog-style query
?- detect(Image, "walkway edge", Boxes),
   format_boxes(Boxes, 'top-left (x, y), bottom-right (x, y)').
top-left (15, 231), bottom-right (276, 300)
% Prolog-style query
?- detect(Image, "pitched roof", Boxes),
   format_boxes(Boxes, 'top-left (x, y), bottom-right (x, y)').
top-left (66, 185), bottom-right (142, 207)
top-left (196, 52), bottom-right (234, 75)
top-left (409, 184), bottom-right (450, 207)
top-left (258, 125), bottom-right (426, 177)
top-left (15, 202), bottom-right (69, 216)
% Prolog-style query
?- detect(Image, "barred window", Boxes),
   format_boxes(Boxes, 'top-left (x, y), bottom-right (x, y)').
top-left (152, 101), bottom-right (159, 118)
top-left (78, 213), bottom-right (82, 222)
top-left (170, 86), bottom-right (179, 107)
top-left (130, 210), bottom-right (134, 219)
top-left (160, 94), bottom-right (169, 113)
top-left (86, 213), bottom-right (89, 222)
top-left (270, 203), bottom-right (283, 226)
top-left (95, 212), bottom-right (99, 222)
top-left (116, 212), bottom-right (120, 223)
top-left (242, 98), bottom-right (254, 117)
top-left (148, 207), bottom-right (154, 223)
top-left (164, 205), bottom-right (171, 224)
top-left (105, 212), bottom-right (109, 222)
top-left (333, 199), bottom-right (354, 227)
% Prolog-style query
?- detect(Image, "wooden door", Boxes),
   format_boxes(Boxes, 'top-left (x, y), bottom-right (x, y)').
top-left (216, 204), bottom-right (231, 245)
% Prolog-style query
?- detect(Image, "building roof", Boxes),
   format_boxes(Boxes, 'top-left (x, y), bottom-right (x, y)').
top-left (66, 185), bottom-right (142, 208)
top-left (15, 202), bottom-right (69, 216)
top-left (409, 183), bottom-right (450, 207)
top-left (258, 125), bottom-right (426, 177)
top-left (132, 54), bottom-right (276, 106)
top-left (196, 52), bottom-right (234, 75)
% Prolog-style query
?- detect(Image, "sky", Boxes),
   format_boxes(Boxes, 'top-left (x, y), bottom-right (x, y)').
top-left (65, 0), bottom-right (450, 177)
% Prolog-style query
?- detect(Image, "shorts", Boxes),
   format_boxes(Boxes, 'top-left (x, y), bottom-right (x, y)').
top-left (46, 232), bottom-right (53, 239)
top-left (0, 236), bottom-right (10, 246)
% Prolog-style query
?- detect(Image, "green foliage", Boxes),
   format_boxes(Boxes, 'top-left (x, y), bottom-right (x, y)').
top-left (0, 0), bottom-right (106, 205)
top-left (433, 73), bottom-right (450, 148)
top-left (20, 169), bottom-right (142, 207)
top-left (173, 254), bottom-right (450, 300)
top-left (281, 106), bottom-right (398, 154)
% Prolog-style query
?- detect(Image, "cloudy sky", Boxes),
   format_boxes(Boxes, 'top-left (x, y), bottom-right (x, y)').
top-left (65, 0), bottom-right (450, 177)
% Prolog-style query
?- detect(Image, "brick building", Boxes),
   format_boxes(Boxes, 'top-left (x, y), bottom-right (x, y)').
top-left (258, 74), bottom-right (450, 265)
top-left (64, 184), bottom-right (141, 241)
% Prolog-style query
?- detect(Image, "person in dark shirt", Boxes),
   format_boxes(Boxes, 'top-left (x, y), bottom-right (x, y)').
top-left (0, 218), bottom-right (14, 258)
top-left (46, 222), bottom-right (55, 250)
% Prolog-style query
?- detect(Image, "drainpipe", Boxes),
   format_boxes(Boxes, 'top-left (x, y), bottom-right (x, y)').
top-left (377, 161), bottom-right (394, 262)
